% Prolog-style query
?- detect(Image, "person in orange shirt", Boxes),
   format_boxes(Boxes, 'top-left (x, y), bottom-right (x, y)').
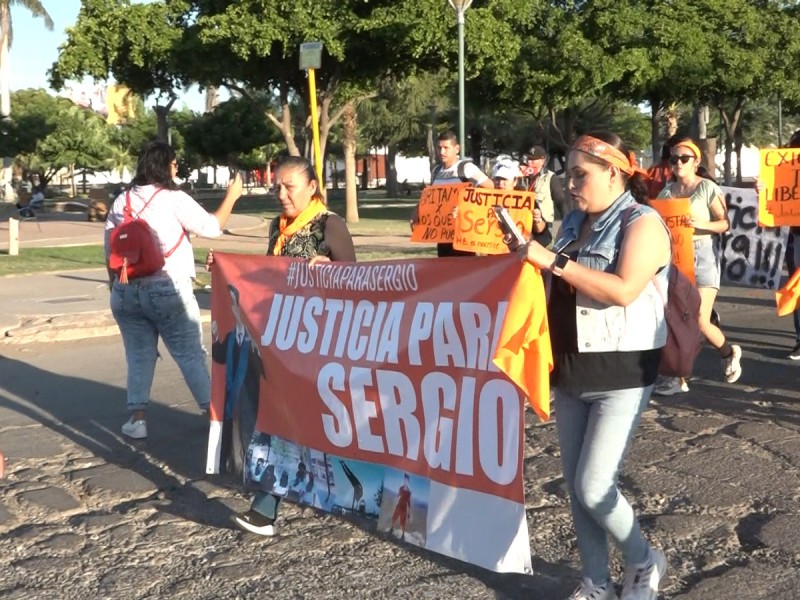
top-left (523, 131), bottom-right (671, 600)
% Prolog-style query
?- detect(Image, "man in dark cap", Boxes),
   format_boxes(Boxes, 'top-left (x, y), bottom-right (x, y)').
top-left (524, 145), bottom-right (567, 225)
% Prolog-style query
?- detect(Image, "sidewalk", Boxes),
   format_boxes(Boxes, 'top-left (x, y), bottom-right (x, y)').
top-left (0, 211), bottom-right (269, 343)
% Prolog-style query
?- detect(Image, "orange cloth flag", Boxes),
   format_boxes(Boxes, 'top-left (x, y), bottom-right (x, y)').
top-left (775, 266), bottom-right (800, 316)
top-left (493, 262), bottom-right (554, 421)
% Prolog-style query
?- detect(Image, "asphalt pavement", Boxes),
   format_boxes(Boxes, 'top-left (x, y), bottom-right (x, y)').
top-left (2, 207), bottom-right (800, 598)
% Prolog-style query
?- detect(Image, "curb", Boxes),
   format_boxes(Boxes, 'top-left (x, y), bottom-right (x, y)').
top-left (1, 311), bottom-right (212, 346)
top-left (224, 216), bottom-right (270, 236)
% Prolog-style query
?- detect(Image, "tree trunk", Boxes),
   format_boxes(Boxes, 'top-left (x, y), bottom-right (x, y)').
top-left (361, 156), bottom-right (369, 190)
top-left (342, 101), bottom-right (359, 223)
top-left (693, 105), bottom-right (709, 140)
top-left (69, 163), bottom-right (76, 198)
top-left (734, 122), bottom-right (744, 185)
top-left (719, 98), bottom-right (745, 186)
top-left (266, 82), bottom-right (301, 157)
top-left (664, 103), bottom-right (679, 138)
top-left (386, 144), bottom-right (398, 198)
top-left (427, 122), bottom-right (436, 171)
top-left (650, 97), bottom-right (662, 163)
top-left (0, 4), bottom-right (13, 201)
top-left (563, 107), bottom-right (577, 146)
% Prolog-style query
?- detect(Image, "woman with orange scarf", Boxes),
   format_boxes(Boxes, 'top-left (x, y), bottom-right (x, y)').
top-left (208, 156), bottom-right (355, 536)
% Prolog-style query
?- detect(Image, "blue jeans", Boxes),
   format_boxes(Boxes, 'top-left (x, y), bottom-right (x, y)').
top-left (111, 276), bottom-right (210, 412)
top-left (554, 385), bottom-right (653, 584)
top-left (251, 492), bottom-right (281, 520)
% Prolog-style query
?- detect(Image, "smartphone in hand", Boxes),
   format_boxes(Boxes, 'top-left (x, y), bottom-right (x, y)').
top-left (492, 206), bottom-right (527, 246)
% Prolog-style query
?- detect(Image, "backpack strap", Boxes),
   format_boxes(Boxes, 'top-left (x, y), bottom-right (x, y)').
top-left (126, 187), bottom-right (186, 258)
top-left (457, 160), bottom-right (473, 182)
top-left (430, 164), bottom-right (442, 183)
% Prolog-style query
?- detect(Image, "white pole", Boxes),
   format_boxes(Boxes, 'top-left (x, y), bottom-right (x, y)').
top-left (8, 217), bottom-right (18, 256)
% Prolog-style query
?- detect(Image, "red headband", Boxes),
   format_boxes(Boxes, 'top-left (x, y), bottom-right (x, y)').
top-left (572, 135), bottom-right (644, 176)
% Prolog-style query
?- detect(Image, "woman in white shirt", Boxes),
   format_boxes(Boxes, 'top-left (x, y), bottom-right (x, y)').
top-left (104, 141), bottom-right (243, 440)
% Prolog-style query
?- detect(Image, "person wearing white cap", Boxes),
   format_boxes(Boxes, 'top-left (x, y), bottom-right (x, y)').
top-left (492, 157), bottom-right (552, 246)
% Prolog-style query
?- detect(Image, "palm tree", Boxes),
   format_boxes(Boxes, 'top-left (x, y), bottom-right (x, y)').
top-left (1, 0), bottom-right (53, 200)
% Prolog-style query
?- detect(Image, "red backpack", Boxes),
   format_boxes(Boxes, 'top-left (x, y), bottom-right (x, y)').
top-left (108, 189), bottom-right (185, 284)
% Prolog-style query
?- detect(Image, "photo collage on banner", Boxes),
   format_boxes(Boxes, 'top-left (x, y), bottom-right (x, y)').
top-left (244, 438), bottom-right (431, 548)
top-left (208, 253), bottom-right (550, 574)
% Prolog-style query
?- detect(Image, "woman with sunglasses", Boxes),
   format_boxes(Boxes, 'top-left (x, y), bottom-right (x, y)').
top-left (524, 131), bottom-right (671, 600)
top-left (655, 137), bottom-right (741, 395)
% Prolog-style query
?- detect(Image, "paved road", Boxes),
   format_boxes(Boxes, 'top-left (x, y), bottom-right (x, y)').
top-left (2, 209), bottom-right (800, 598)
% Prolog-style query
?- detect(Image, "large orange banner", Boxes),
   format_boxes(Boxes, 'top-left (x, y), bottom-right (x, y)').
top-left (453, 188), bottom-right (534, 254)
top-left (758, 148), bottom-right (800, 227)
top-left (409, 184), bottom-right (468, 243)
top-left (207, 253), bottom-right (549, 573)
top-left (649, 198), bottom-right (696, 284)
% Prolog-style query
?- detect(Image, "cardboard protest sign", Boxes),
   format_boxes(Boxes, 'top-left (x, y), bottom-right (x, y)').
top-left (648, 198), bottom-right (696, 284)
top-left (453, 188), bottom-right (534, 254)
top-left (208, 253), bottom-right (553, 574)
top-left (409, 183), bottom-right (469, 244)
top-left (758, 148), bottom-right (800, 227)
top-left (721, 187), bottom-right (788, 290)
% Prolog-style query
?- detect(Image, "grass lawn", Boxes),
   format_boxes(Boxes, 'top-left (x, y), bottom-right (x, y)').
top-left (0, 190), bottom-right (432, 277)
top-left (196, 189), bottom-right (419, 237)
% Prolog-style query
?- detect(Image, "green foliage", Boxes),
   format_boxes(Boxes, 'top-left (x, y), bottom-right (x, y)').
top-left (0, 88), bottom-right (112, 182)
top-left (50, 0), bottom-right (184, 102)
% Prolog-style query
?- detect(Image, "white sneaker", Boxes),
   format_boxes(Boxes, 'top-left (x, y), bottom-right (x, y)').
top-left (722, 344), bottom-right (742, 383)
top-left (567, 578), bottom-right (618, 600)
top-left (652, 377), bottom-right (688, 396)
top-left (234, 510), bottom-right (277, 536)
top-left (121, 417), bottom-right (147, 439)
top-left (620, 547), bottom-right (667, 600)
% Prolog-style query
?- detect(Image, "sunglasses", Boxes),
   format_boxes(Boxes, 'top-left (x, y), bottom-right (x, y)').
top-left (669, 155), bottom-right (694, 165)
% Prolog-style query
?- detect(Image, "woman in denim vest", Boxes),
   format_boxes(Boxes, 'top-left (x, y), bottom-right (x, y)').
top-left (524, 132), bottom-right (671, 600)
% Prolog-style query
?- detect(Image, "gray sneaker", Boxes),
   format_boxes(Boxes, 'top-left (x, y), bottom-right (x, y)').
top-left (567, 578), bottom-right (618, 600)
top-left (620, 547), bottom-right (667, 600)
top-left (722, 344), bottom-right (742, 383)
top-left (121, 417), bottom-right (147, 439)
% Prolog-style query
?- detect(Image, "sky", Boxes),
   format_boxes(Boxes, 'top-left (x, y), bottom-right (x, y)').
top-left (9, 0), bottom-right (206, 113)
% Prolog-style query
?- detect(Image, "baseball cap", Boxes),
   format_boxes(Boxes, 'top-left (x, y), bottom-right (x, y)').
top-left (527, 145), bottom-right (547, 160)
top-left (492, 158), bottom-right (520, 181)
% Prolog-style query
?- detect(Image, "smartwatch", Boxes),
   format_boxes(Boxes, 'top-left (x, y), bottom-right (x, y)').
top-left (551, 252), bottom-right (570, 277)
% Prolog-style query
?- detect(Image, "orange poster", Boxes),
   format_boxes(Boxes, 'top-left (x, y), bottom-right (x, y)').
top-left (649, 198), bottom-right (696, 284)
top-left (453, 188), bottom-right (534, 254)
top-left (410, 183), bottom-right (469, 243)
top-left (758, 148), bottom-right (800, 227)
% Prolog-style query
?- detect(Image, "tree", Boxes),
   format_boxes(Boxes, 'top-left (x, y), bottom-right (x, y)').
top-left (359, 70), bottom-right (455, 196)
top-left (0, 88), bottom-right (113, 193)
top-left (179, 96), bottom-right (280, 169)
top-left (50, 0), bottom-right (185, 142)
top-left (1, 0), bottom-right (53, 199)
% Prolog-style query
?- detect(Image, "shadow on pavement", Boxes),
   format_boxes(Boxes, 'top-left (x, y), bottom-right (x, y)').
top-left (0, 353), bottom-right (235, 531)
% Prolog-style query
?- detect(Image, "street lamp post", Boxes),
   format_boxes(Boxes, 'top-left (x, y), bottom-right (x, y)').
top-left (448, 0), bottom-right (472, 157)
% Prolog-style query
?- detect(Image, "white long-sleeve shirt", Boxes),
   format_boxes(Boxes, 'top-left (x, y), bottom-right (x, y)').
top-left (104, 185), bottom-right (223, 281)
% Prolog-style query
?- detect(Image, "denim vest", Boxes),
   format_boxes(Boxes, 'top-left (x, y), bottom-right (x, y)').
top-left (553, 191), bottom-right (669, 353)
